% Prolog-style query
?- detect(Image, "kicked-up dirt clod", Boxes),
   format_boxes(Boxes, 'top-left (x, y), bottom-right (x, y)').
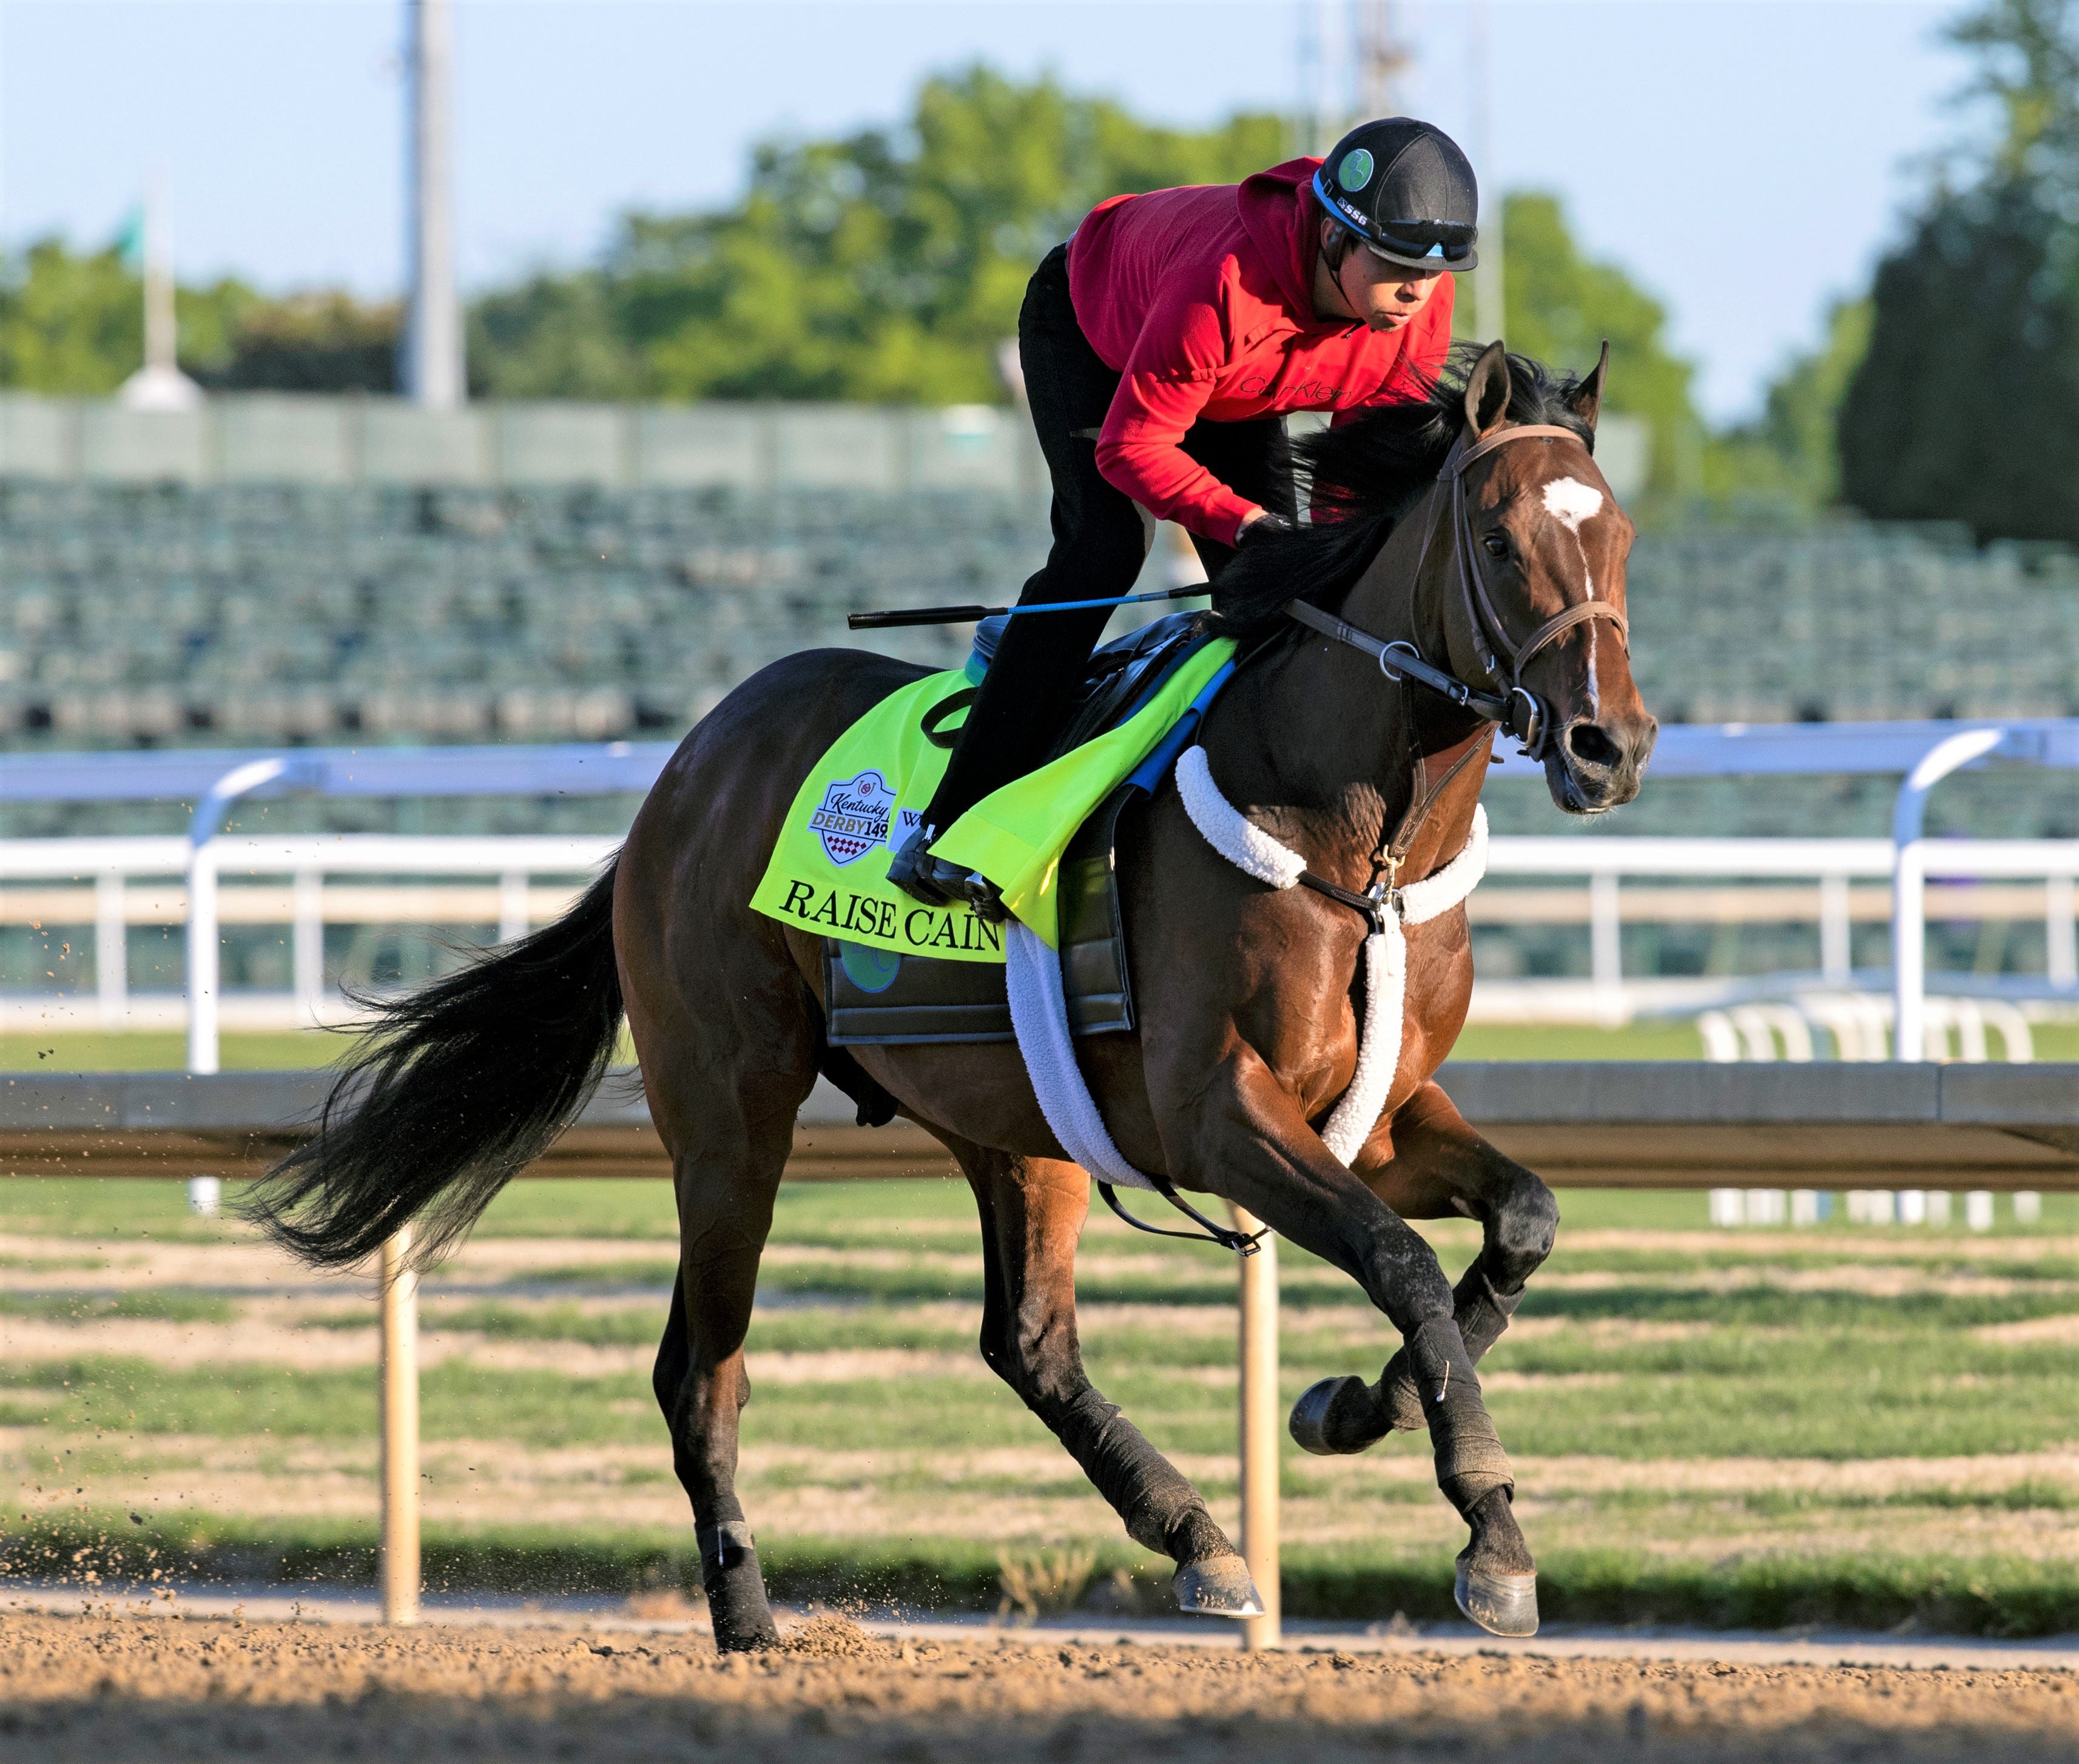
top-left (2, 1613), bottom-right (2078, 1761)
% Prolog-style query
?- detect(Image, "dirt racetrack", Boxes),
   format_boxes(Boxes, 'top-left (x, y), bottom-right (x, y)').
top-left (4, 1613), bottom-right (2079, 1762)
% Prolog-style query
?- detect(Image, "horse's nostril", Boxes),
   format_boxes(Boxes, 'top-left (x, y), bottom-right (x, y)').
top-left (1566, 722), bottom-right (1623, 770)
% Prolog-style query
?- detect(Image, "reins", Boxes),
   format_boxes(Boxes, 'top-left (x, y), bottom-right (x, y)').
top-left (1286, 422), bottom-right (1628, 761)
top-left (987, 423), bottom-right (1631, 1259)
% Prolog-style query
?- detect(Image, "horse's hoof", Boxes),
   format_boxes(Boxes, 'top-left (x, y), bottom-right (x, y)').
top-left (1454, 1563), bottom-right (1539, 1638)
top-left (1289, 1375), bottom-right (1379, 1456)
top-left (1173, 1556), bottom-right (1265, 1618)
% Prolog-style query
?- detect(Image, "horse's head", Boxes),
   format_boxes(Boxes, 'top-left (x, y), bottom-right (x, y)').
top-left (1432, 342), bottom-right (1657, 813)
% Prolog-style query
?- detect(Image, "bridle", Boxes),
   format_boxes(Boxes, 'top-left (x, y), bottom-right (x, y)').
top-left (1285, 422), bottom-right (1629, 761)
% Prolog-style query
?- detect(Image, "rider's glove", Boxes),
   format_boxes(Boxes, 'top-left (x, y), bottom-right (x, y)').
top-left (1236, 511), bottom-right (1297, 547)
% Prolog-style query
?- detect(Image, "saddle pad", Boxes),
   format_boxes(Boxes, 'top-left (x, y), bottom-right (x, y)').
top-left (824, 787), bottom-right (1137, 1045)
top-left (751, 635), bottom-right (1235, 957)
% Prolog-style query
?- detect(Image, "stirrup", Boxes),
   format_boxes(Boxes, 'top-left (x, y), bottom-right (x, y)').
top-left (960, 872), bottom-right (1009, 924)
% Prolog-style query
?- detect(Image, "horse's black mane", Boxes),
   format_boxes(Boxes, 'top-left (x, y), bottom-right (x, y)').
top-left (1205, 342), bottom-right (1597, 641)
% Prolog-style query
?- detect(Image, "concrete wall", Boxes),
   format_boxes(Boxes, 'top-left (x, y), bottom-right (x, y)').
top-left (0, 391), bottom-right (1651, 503)
top-left (0, 393), bottom-right (1048, 499)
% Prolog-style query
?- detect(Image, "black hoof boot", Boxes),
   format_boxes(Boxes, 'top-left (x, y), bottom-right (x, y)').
top-left (700, 1522), bottom-right (779, 1653)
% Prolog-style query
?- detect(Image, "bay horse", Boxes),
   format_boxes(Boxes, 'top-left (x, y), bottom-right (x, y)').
top-left (248, 341), bottom-right (1656, 1649)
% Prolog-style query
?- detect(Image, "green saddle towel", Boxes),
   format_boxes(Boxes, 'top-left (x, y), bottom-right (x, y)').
top-left (751, 638), bottom-right (1236, 960)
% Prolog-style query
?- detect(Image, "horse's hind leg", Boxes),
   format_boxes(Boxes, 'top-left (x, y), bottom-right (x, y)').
top-left (950, 1137), bottom-right (1260, 1616)
top-left (649, 1097), bottom-right (798, 1652)
top-left (1290, 1081), bottom-right (1558, 1459)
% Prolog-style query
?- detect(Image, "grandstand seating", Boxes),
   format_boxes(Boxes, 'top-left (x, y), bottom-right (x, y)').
top-left (4, 471), bottom-right (2078, 840)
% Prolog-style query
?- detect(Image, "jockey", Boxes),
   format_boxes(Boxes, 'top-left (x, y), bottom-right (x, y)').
top-left (889, 116), bottom-right (1480, 912)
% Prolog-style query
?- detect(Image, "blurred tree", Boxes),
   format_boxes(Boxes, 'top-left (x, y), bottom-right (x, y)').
top-left (469, 272), bottom-right (645, 400)
top-left (1839, 0), bottom-right (2079, 541)
top-left (471, 64), bottom-right (1287, 403)
top-left (1707, 296), bottom-right (1871, 509)
top-left (0, 235), bottom-right (391, 394)
top-left (194, 291), bottom-right (401, 394)
top-left (0, 238), bottom-right (149, 392)
top-left (1474, 190), bottom-right (1700, 496)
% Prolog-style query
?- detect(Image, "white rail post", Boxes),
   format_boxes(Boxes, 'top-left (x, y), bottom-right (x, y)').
top-left (1588, 870), bottom-right (1622, 1026)
top-left (95, 869), bottom-right (127, 1028)
top-left (1819, 872), bottom-right (1853, 984)
top-left (2047, 874), bottom-right (2077, 989)
top-left (1231, 1204), bottom-right (1281, 1651)
top-left (292, 868), bottom-right (325, 1025)
top-left (497, 869), bottom-right (530, 944)
top-left (185, 841), bottom-right (220, 1075)
top-left (1893, 841), bottom-right (1927, 1061)
top-left (1892, 729), bottom-right (2004, 1063)
top-left (380, 1224), bottom-right (422, 1624)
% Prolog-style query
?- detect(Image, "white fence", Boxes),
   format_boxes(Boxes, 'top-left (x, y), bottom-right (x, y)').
top-left (1475, 834), bottom-right (2079, 1026)
top-left (0, 832), bottom-right (2071, 1050)
top-left (0, 835), bottom-right (612, 1063)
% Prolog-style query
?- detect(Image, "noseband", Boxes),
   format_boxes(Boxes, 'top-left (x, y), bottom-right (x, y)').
top-left (1285, 422), bottom-right (1629, 759)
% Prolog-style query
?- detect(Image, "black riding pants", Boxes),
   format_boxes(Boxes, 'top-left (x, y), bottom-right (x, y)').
top-left (922, 244), bottom-right (1296, 832)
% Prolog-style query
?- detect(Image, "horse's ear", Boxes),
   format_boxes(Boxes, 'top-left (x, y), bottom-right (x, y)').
top-left (1566, 341), bottom-right (1609, 432)
top-left (1463, 340), bottom-right (1512, 439)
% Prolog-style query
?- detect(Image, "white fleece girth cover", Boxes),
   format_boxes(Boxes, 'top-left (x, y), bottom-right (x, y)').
top-left (1002, 744), bottom-right (1488, 1193)
top-left (1006, 921), bottom-right (1160, 1193)
top-left (1182, 745), bottom-right (1488, 1163)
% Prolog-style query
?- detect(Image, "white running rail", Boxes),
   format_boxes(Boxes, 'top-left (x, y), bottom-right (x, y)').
top-left (0, 829), bottom-right (2068, 1060)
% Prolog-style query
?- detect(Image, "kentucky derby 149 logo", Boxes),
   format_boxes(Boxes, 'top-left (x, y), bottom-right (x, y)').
top-left (807, 769), bottom-right (898, 866)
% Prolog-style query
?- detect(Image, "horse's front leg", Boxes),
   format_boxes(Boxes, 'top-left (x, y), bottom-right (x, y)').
top-left (1163, 1052), bottom-right (1540, 1636)
top-left (1290, 1079), bottom-right (1558, 1452)
top-left (945, 1134), bottom-right (1262, 1618)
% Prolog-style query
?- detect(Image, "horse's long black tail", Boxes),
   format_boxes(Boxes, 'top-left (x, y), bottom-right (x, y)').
top-left (242, 860), bottom-right (625, 1271)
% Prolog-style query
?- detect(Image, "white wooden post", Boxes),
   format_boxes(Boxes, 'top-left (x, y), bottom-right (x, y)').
top-left (2047, 875), bottom-right (2077, 989)
top-left (497, 870), bottom-right (530, 944)
top-left (95, 870), bottom-right (128, 1028)
top-left (292, 868), bottom-right (325, 1024)
top-left (1232, 1205), bottom-right (1281, 1651)
top-left (1819, 872), bottom-right (1853, 983)
top-left (1892, 841), bottom-right (1927, 1061)
top-left (380, 1225), bottom-right (421, 1624)
top-left (185, 841), bottom-right (220, 1075)
top-left (1589, 870), bottom-right (1622, 1026)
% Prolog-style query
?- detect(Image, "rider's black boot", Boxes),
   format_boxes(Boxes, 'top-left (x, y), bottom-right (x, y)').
top-left (888, 825), bottom-right (1011, 924)
top-left (886, 824), bottom-right (967, 907)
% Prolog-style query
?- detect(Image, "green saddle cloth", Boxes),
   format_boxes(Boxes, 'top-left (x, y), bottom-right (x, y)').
top-left (750, 638), bottom-right (1235, 961)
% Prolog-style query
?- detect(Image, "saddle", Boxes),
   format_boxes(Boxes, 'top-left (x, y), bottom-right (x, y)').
top-left (824, 612), bottom-right (1210, 1046)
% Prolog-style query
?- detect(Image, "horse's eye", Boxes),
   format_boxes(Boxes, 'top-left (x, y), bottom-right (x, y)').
top-left (1481, 533), bottom-right (1511, 560)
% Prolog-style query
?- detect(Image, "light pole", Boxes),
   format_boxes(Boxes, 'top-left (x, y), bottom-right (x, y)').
top-left (1469, 1), bottom-right (1506, 346)
top-left (402, 0), bottom-right (464, 408)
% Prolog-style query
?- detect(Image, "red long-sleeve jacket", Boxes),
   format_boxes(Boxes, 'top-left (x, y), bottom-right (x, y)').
top-left (1065, 157), bottom-right (1454, 545)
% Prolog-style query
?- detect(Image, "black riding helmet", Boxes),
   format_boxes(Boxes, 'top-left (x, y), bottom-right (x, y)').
top-left (1312, 118), bottom-right (1480, 272)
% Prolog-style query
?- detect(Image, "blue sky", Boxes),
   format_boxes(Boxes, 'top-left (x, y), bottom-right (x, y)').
top-left (4, 1), bottom-right (1972, 419)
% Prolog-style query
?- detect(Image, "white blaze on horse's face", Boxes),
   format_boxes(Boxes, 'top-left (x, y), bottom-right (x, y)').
top-left (1539, 476), bottom-right (1608, 713)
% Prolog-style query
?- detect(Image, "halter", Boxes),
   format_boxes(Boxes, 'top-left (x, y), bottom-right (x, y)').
top-left (1285, 422), bottom-right (1629, 760)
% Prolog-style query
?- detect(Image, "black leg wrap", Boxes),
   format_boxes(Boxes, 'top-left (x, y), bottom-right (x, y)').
top-left (1057, 1387), bottom-right (1232, 1563)
top-left (1375, 1268), bottom-right (1526, 1435)
top-left (698, 1520), bottom-right (778, 1652)
top-left (1408, 1318), bottom-right (1513, 1516)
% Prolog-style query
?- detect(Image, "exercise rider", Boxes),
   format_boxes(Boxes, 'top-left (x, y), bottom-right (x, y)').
top-left (888, 116), bottom-right (1483, 914)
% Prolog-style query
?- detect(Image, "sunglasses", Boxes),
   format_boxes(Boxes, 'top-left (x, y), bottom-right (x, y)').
top-left (1361, 229), bottom-right (1475, 266)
